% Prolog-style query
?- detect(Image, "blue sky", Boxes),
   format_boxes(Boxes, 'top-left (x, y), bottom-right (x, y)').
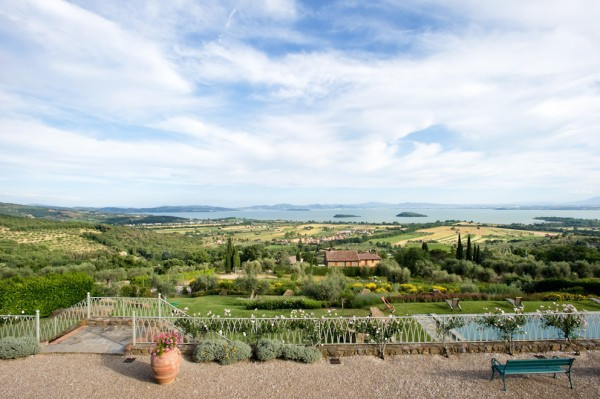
top-left (0, 0), bottom-right (599, 207)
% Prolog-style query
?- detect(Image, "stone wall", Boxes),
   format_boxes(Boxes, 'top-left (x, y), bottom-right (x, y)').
top-left (125, 340), bottom-right (600, 357)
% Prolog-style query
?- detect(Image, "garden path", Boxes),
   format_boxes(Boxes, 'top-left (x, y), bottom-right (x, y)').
top-left (42, 325), bottom-right (131, 354)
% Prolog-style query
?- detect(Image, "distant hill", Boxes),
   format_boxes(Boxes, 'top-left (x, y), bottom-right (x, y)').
top-left (104, 215), bottom-right (189, 225)
top-left (95, 205), bottom-right (237, 213)
top-left (396, 212), bottom-right (427, 217)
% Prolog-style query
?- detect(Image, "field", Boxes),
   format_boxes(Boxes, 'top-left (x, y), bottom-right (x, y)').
top-left (149, 221), bottom-right (398, 246)
top-left (146, 220), bottom-right (557, 249)
top-left (0, 226), bottom-right (106, 253)
top-left (396, 223), bottom-right (555, 248)
top-left (169, 295), bottom-right (600, 318)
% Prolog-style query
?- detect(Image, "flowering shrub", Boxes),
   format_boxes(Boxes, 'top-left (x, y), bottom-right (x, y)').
top-left (431, 285), bottom-right (448, 293)
top-left (398, 284), bottom-right (419, 293)
top-left (478, 307), bottom-right (526, 354)
top-left (150, 331), bottom-right (181, 357)
top-left (387, 292), bottom-right (492, 303)
top-left (542, 292), bottom-right (588, 301)
top-left (538, 303), bottom-right (587, 343)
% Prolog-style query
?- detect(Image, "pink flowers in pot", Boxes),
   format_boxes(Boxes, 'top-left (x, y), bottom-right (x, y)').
top-left (150, 331), bottom-right (182, 358)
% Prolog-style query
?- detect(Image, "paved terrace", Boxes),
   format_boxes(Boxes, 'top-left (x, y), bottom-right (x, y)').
top-left (1, 351), bottom-right (598, 399)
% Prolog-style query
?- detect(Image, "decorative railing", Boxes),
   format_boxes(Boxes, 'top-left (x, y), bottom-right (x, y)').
top-left (4, 295), bottom-right (600, 349)
top-left (0, 315), bottom-right (37, 340)
top-left (87, 294), bottom-right (188, 319)
top-left (132, 312), bottom-right (600, 346)
top-left (0, 293), bottom-right (188, 342)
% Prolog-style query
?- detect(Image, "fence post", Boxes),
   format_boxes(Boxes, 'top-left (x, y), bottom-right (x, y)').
top-left (35, 310), bottom-right (40, 342)
top-left (132, 311), bottom-right (136, 346)
top-left (87, 292), bottom-right (91, 319)
top-left (158, 293), bottom-right (162, 319)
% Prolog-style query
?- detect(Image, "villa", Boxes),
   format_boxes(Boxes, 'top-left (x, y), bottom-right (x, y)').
top-left (325, 250), bottom-right (381, 267)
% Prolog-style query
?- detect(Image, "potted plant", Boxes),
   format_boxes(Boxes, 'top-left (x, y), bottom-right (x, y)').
top-left (150, 331), bottom-right (182, 385)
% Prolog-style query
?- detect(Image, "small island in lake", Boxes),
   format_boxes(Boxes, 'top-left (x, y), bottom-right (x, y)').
top-left (396, 212), bottom-right (427, 217)
top-left (333, 214), bottom-right (360, 218)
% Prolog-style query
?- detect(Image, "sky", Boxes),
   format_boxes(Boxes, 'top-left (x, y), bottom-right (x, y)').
top-left (0, 0), bottom-right (599, 207)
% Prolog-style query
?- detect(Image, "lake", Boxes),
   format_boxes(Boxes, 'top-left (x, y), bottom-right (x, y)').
top-left (146, 208), bottom-right (600, 224)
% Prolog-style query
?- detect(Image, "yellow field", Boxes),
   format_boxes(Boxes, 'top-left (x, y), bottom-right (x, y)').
top-left (0, 227), bottom-right (106, 253)
top-left (396, 223), bottom-right (556, 246)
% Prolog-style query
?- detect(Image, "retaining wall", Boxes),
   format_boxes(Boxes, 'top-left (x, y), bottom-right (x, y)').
top-left (125, 340), bottom-right (600, 357)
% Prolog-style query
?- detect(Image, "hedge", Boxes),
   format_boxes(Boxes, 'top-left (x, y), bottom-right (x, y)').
top-left (244, 298), bottom-right (323, 310)
top-left (0, 273), bottom-right (94, 316)
top-left (0, 337), bottom-right (41, 359)
top-left (523, 278), bottom-right (600, 295)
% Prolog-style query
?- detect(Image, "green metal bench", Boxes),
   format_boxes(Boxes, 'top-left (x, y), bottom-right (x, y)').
top-left (490, 357), bottom-right (575, 391)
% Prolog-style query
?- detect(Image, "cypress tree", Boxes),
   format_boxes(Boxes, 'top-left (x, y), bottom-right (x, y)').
top-left (473, 245), bottom-right (480, 264)
top-left (466, 234), bottom-right (472, 261)
top-left (421, 241), bottom-right (429, 252)
top-left (225, 237), bottom-right (234, 273)
top-left (456, 233), bottom-right (464, 260)
top-left (233, 248), bottom-right (241, 273)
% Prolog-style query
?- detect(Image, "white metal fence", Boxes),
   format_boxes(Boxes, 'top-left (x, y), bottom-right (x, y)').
top-left (132, 312), bottom-right (600, 346)
top-left (3, 295), bottom-right (600, 348)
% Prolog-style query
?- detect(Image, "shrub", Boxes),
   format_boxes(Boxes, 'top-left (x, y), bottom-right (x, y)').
top-left (218, 340), bottom-right (252, 365)
top-left (255, 338), bottom-right (283, 361)
top-left (192, 340), bottom-right (223, 363)
top-left (387, 292), bottom-right (493, 303)
top-left (523, 278), bottom-right (600, 295)
top-left (190, 275), bottom-right (219, 294)
top-left (0, 273), bottom-right (94, 316)
top-left (281, 344), bottom-right (322, 364)
top-left (244, 298), bottom-right (322, 310)
top-left (349, 293), bottom-right (384, 308)
top-left (541, 292), bottom-right (588, 301)
top-left (0, 336), bottom-right (40, 359)
top-left (192, 339), bottom-right (251, 365)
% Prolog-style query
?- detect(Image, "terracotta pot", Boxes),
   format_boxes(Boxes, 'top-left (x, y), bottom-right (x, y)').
top-left (150, 347), bottom-right (181, 385)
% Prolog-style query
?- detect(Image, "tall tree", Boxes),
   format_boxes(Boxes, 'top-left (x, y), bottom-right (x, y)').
top-left (473, 245), bottom-right (480, 264)
top-left (466, 234), bottom-right (472, 261)
top-left (224, 237), bottom-right (234, 273)
top-left (456, 233), bottom-right (464, 260)
top-left (232, 248), bottom-right (241, 273)
top-left (421, 241), bottom-right (429, 252)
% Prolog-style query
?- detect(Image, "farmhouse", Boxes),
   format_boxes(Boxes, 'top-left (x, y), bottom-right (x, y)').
top-left (325, 250), bottom-right (381, 267)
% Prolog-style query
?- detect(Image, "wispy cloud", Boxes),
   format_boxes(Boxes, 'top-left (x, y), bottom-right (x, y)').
top-left (0, 0), bottom-right (598, 206)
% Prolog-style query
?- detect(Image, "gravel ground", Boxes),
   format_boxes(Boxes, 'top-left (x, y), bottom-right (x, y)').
top-left (1, 351), bottom-right (598, 399)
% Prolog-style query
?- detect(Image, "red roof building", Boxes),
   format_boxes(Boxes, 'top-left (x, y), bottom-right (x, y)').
top-left (325, 250), bottom-right (381, 267)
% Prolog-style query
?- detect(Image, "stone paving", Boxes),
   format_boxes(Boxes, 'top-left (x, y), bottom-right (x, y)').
top-left (43, 325), bottom-right (131, 354)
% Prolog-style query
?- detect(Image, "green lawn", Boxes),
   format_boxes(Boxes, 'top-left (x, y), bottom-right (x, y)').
top-left (170, 296), bottom-right (600, 318)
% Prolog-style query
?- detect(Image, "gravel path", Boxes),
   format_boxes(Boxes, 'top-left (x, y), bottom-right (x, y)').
top-left (1, 351), bottom-right (599, 398)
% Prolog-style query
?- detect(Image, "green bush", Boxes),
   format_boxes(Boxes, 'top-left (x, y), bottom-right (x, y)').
top-left (218, 340), bottom-right (252, 365)
top-left (191, 339), bottom-right (251, 365)
top-left (0, 336), bottom-right (40, 359)
top-left (349, 293), bottom-right (384, 308)
top-left (255, 338), bottom-right (283, 361)
top-left (192, 340), bottom-right (223, 363)
top-left (244, 298), bottom-right (322, 310)
top-left (281, 344), bottom-right (322, 364)
top-left (523, 278), bottom-right (600, 295)
top-left (0, 273), bottom-right (94, 316)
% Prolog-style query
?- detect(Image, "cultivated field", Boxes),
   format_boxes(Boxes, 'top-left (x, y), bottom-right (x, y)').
top-left (397, 223), bottom-right (556, 247)
top-left (0, 226), bottom-right (106, 253)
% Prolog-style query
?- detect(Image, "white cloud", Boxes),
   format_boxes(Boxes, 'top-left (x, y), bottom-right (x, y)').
top-left (0, 0), bottom-right (599, 205)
